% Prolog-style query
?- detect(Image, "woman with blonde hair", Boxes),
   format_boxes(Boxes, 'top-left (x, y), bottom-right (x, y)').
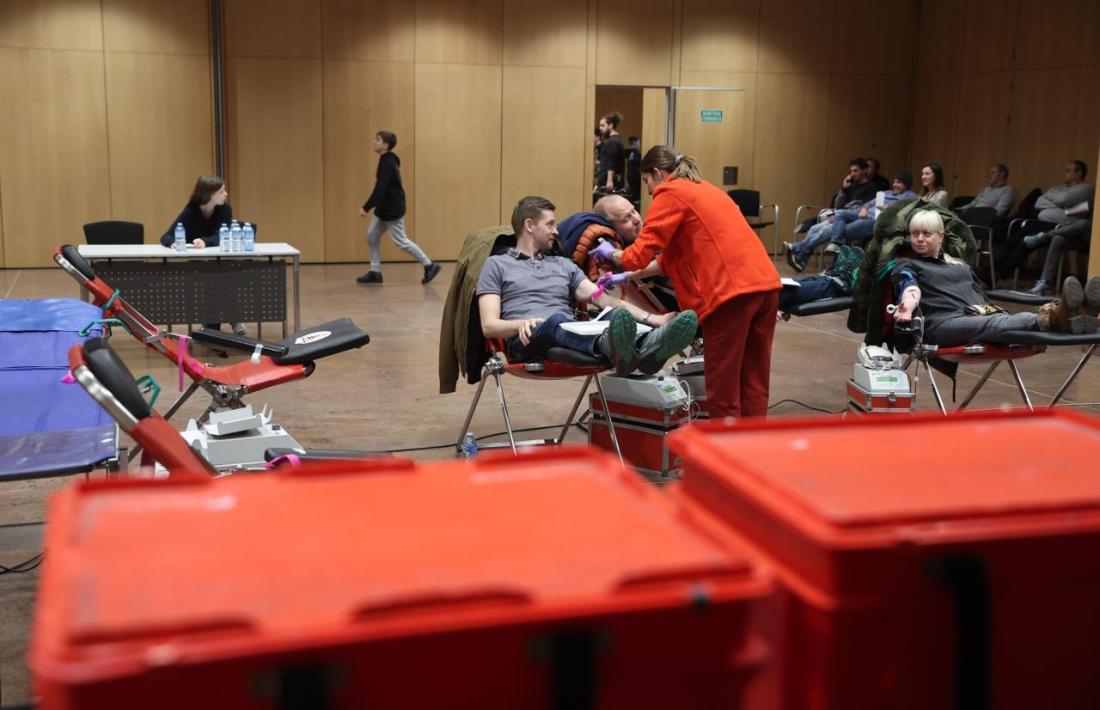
top-left (596, 145), bottom-right (781, 418)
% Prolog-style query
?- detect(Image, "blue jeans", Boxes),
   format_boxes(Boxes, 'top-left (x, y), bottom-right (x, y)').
top-left (830, 212), bottom-right (875, 245)
top-left (778, 276), bottom-right (845, 311)
top-left (508, 313), bottom-right (604, 362)
top-left (792, 210), bottom-right (857, 257)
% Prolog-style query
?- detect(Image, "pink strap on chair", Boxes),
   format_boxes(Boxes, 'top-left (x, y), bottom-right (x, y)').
top-left (266, 453), bottom-right (301, 470)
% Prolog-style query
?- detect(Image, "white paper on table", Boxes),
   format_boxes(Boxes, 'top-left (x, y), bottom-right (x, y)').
top-left (781, 277), bottom-right (801, 288)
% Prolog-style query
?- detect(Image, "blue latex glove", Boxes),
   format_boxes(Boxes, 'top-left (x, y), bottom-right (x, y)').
top-left (589, 240), bottom-right (616, 262)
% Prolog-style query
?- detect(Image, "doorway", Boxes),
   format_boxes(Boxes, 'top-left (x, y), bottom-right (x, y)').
top-left (593, 86), bottom-right (644, 209)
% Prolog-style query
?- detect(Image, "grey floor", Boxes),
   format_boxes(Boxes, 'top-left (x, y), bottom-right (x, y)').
top-left (2, 260), bottom-right (1099, 704)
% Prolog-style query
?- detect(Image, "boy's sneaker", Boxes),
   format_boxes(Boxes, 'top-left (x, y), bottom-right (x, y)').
top-left (823, 243), bottom-right (840, 254)
top-left (357, 271), bottom-right (383, 284)
top-left (595, 307), bottom-right (638, 376)
top-left (784, 242), bottom-right (806, 273)
top-left (422, 262), bottom-right (442, 284)
top-left (1027, 278), bottom-right (1052, 295)
top-left (233, 323), bottom-right (248, 337)
top-left (635, 310), bottom-right (698, 375)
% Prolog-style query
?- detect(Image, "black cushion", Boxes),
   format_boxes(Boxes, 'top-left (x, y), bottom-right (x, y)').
top-left (60, 244), bottom-right (96, 280)
top-left (193, 329), bottom-right (289, 357)
top-left (83, 338), bottom-right (152, 419)
top-left (986, 290), bottom-right (1051, 306)
top-left (998, 330), bottom-right (1100, 346)
top-left (785, 296), bottom-right (854, 317)
top-left (275, 318), bottom-right (370, 365)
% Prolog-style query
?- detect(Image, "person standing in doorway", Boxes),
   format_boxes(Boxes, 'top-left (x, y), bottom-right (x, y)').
top-left (357, 130), bottom-right (441, 285)
top-left (595, 112), bottom-right (626, 197)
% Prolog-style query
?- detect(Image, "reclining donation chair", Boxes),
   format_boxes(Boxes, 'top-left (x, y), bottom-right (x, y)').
top-left (54, 244), bottom-right (370, 425)
top-left (69, 337), bottom-right (213, 477)
top-left (455, 234), bottom-right (623, 461)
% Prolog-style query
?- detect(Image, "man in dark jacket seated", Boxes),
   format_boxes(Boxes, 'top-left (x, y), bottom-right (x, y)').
top-left (477, 196), bottom-right (697, 376)
top-left (891, 210), bottom-right (1099, 342)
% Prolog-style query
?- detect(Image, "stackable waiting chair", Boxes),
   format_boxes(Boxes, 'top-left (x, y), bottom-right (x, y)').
top-left (728, 189), bottom-right (780, 255)
top-left (83, 221), bottom-right (144, 245)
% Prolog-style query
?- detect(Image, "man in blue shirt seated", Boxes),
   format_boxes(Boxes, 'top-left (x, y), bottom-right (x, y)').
top-left (477, 196), bottom-right (697, 376)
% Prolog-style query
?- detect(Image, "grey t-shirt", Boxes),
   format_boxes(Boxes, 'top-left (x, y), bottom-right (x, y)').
top-left (1036, 183), bottom-right (1093, 224)
top-left (476, 249), bottom-right (586, 321)
top-left (966, 184), bottom-right (1015, 217)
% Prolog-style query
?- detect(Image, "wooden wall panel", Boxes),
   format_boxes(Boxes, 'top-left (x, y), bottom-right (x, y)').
top-left (831, 1), bottom-right (915, 75)
top-left (951, 72), bottom-right (1011, 195)
top-left (226, 57), bottom-right (325, 260)
top-left (322, 0), bottom-right (414, 62)
top-left (414, 63), bottom-right (502, 258)
top-left (757, 0), bottom-right (833, 75)
top-left (679, 0), bottom-right (759, 74)
top-left (824, 76), bottom-right (911, 187)
top-left (908, 75), bottom-right (960, 193)
top-left (500, 67), bottom-right (587, 224)
top-left (323, 60), bottom-right (416, 263)
top-left (640, 87), bottom-right (667, 215)
top-left (0, 49), bottom-right (110, 267)
top-left (594, 0), bottom-right (674, 86)
top-left (753, 73), bottom-right (831, 234)
top-left (102, 0), bottom-right (209, 55)
top-left (959, 0), bottom-right (1017, 73)
top-left (1090, 144), bottom-right (1100, 278)
top-left (1072, 66), bottom-right (1100, 170)
top-left (677, 71), bottom-right (757, 189)
top-left (415, 0), bottom-right (503, 66)
top-left (1006, 69), bottom-right (1082, 196)
top-left (225, 0), bottom-right (321, 58)
top-left (502, 0), bottom-right (587, 68)
top-left (1014, 0), bottom-right (1093, 69)
top-left (105, 53), bottom-right (214, 242)
top-left (0, 0), bottom-right (102, 51)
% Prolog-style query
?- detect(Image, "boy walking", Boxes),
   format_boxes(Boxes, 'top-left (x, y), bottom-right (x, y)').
top-left (357, 130), bottom-right (442, 285)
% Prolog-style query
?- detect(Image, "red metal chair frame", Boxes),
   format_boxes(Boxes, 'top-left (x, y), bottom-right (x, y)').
top-left (457, 338), bottom-right (623, 462)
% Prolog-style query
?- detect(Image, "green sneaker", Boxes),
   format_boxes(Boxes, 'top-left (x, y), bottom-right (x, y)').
top-left (595, 307), bottom-right (638, 376)
top-left (635, 310), bottom-right (698, 375)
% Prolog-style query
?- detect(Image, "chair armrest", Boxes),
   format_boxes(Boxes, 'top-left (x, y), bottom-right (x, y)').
top-left (193, 328), bottom-right (289, 357)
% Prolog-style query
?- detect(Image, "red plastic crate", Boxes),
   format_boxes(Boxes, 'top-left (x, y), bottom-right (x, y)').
top-left (669, 408), bottom-right (1100, 710)
top-left (31, 447), bottom-right (774, 709)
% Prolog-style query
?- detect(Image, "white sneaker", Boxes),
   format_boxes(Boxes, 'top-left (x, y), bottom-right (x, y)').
top-left (233, 323), bottom-right (248, 337)
top-left (824, 243), bottom-right (840, 254)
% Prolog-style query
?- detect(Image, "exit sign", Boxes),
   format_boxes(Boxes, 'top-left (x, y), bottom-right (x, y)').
top-left (700, 109), bottom-right (724, 123)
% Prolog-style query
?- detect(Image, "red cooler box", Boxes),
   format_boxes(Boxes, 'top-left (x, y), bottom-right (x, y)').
top-left (669, 408), bottom-right (1100, 710)
top-left (31, 448), bottom-right (774, 710)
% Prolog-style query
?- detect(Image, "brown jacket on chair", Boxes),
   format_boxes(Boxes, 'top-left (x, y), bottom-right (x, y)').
top-left (438, 225), bottom-right (514, 394)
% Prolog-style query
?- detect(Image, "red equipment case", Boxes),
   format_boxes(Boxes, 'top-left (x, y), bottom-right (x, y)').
top-left (669, 408), bottom-right (1100, 710)
top-left (588, 392), bottom-right (692, 480)
top-left (31, 448), bottom-right (774, 710)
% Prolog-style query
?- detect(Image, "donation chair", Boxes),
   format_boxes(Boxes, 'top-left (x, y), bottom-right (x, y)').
top-left (54, 244), bottom-right (370, 427)
top-left (69, 337), bottom-right (213, 477)
top-left (728, 189), bottom-right (779, 255)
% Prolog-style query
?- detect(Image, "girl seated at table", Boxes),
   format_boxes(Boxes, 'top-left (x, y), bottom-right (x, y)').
top-left (159, 175), bottom-right (232, 248)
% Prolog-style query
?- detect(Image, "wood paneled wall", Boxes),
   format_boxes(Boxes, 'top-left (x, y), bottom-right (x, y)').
top-left (1, 0), bottom-right (1095, 266)
top-left (0, 0), bottom-right (211, 268)
top-left (914, 0), bottom-right (1099, 213)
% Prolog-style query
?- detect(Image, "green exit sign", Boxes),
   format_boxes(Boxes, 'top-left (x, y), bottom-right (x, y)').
top-left (700, 109), bottom-right (724, 123)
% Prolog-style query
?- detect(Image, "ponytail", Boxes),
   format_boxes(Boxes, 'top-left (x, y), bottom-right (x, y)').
top-left (640, 145), bottom-right (703, 183)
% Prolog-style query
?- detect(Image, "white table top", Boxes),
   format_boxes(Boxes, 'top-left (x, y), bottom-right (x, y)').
top-left (78, 243), bottom-right (300, 258)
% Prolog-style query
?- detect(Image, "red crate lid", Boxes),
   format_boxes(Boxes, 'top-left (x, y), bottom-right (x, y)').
top-left (671, 409), bottom-right (1100, 534)
top-left (33, 448), bottom-right (769, 673)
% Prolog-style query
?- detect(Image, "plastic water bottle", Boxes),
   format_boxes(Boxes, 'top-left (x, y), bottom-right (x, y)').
top-left (173, 222), bottom-right (186, 251)
top-left (243, 222), bottom-right (255, 252)
top-left (460, 432), bottom-right (478, 459)
top-left (219, 223), bottom-right (229, 253)
top-left (230, 221), bottom-right (242, 253)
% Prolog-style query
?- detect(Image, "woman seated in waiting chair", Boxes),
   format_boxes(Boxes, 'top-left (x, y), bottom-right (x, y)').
top-left (160, 175), bottom-right (232, 249)
top-left (891, 210), bottom-right (1099, 343)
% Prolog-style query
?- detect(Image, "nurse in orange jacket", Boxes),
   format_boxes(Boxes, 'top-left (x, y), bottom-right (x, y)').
top-left (599, 145), bottom-right (781, 418)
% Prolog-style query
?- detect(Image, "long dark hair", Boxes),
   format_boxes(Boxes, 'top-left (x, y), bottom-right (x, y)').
top-left (189, 175), bottom-right (224, 207)
top-left (921, 163), bottom-right (944, 195)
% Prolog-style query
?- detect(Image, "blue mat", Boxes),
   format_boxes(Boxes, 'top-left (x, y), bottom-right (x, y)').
top-left (0, 426), bottom-right (117, 481)
top-left (0, 298), bottom-right (104, 333)
top-left (0, 370), bottom-right (114, 436)
top-left (0, 331), bottom-right (92, 370)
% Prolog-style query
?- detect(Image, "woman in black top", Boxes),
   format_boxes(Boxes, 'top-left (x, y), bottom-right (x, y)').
top-left (160, 175), bottom-right (233, 248)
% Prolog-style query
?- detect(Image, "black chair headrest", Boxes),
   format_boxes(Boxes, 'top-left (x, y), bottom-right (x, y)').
top-left (83, 338), bottom-right (152, 419)
top-left (60, 244), bottom-right (95, 280)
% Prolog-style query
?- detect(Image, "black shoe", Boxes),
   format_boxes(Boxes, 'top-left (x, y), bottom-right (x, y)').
top-left (635, 311), bottom-right (699, 375)
top-left (594, 308), bottom-right (638, 376)
top-left (422, 262), bottom-right (442, 284)
top-left (357, 271), bottom-right (383, 284)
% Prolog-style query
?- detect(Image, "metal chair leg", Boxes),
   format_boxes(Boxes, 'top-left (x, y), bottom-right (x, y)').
top-left (1048, 343), bottom-right (1096, 407)
top-left (554, 374), bottom-right (593, 445)
top-left (456, 369), bottom-right (490, 451)
top-left (160, 381), bottom-right (201, 422)
top-left (957, 362), bottom-right (1001, 410)
top-left (1007, 360), bottom-right (1034, 411)
top-left (492, 371), bottom-right (518, 453)
top-left (923, 359), bottom-right (948, 415)
top-left (593, 375), bottom-right (624, 465)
